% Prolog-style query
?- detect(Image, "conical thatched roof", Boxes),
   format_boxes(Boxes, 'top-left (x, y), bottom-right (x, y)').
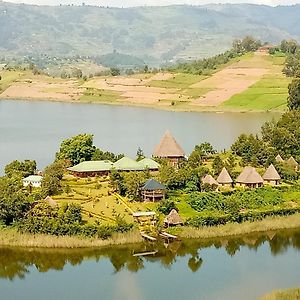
top-left (286, 156), bottom-right (298, 167)
top-left (164, 209), bottom-right (183, 225)
top-left (153, 130), bottom-right (185, 158)
top-left (237, 166), bottom-right (263, 184)
top-left (275, 154), bottom-right (284, 163)
top-left (263, 164), bottom-right (281, 181)
top-left (44, 196), bottom-right (58, 207)
top-left (217, 167), bottom-right (233, 184)
top-left (202, 174), bottom-right (219, 186)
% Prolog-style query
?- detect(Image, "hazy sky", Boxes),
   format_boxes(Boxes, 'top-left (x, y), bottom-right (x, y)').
top-left (5, 0), bottom-right (300, 7)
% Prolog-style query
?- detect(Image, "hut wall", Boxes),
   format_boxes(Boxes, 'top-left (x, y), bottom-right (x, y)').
top-left (141, 190), bottom-right (165, 202)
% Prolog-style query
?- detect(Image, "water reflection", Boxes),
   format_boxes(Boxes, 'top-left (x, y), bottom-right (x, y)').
top-left (1, 229), bottom-right (300, 281)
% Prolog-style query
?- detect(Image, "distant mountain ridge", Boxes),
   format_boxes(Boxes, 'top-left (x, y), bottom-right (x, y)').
top-left (0, 2), bottom-right (300, 64)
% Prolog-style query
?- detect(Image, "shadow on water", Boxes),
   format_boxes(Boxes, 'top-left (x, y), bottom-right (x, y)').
top-left (1, 228), bottom-right (300, 281)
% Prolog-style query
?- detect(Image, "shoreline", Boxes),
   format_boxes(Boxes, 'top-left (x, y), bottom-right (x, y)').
top-left (1, 214), bottom-right (300, 249)
top-left (0, 97), bottom-right (286, 114)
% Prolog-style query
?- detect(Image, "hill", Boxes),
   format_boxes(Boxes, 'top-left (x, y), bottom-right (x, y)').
top-left (0, 2), bottom-right (300, 65)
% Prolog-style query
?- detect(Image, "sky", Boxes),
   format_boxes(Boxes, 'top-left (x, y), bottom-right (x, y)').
top-left (4, 0), bottom-right (300, 7)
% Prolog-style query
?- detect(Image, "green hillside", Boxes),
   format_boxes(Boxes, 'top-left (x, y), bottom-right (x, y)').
top-left (0, 3), bottom-right (300, 65)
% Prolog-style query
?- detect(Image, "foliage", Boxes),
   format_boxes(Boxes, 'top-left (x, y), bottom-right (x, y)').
top-left (110, 67), bottom-right (121, 76)
top-left (0, 176), bottom-right (32, 225)
top-left (212, 155), bottom-right (224, 176)
top-left (136, 147), bottom-right (145, 161)
top-left (92, 148), bottom-right (124, 162)
top-left (287, 78), bottom-right (300, 111)
top-left (157, 200), bottom-right (176, 215)
top-left (123, 171), bottom-right (149, 200)
top-left (5, 160), bottom-right (37, 178)
top-left (41, 161), bottom-right (65, 196)
top-left (56, 134), bottom-right (96, 165)
top-left (188, 142), bottom-right (216, 168)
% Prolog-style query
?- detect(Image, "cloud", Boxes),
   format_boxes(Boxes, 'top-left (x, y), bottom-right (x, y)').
top-left (4, 0), bottom-right (300, 6)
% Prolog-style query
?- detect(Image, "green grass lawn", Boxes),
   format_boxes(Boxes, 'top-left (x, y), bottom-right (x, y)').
top-left (0, 70), bottom-right (28, 93)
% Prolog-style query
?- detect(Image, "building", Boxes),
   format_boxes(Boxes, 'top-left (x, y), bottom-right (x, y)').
top-left (138, 158), bottom-right (160, 171)
top-left (275, 154), bottom-right (284, 163)
top-left (164, 209), bottom-right (183, 227)
top-left (140, 179), bottom-right (166, 202)
top-left (22, 175), bottom-right (43, 188)
top-left (202, 174), bottom-right (219, 189)
top-left (217, 167), bottom-right (233, 188)
top-left (153, 130), bottom-right (185, 167)
top-left (113, 157), bottom-right (144, 171)
top-left (286, 156), bottom-right (298, 170)
top-left (263, 164), bottom-right (281, 186)
top-left (68, 160), bottom-right (113, 177)
top-left (236, 166), bottom-right (264, 188)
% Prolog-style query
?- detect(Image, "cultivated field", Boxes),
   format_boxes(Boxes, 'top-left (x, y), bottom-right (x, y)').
top-left (0, 52), bottom-right (290, 112)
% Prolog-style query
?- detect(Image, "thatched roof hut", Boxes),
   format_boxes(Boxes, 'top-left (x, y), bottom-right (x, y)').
top-left (286, 156), bottom-right (298, 169)
top-left (153, 130), bottom-right (185, 162)
top-left (275, 154), bottom-right (284, 163)
top-left (202, 174), bottom-right (219, 186)
top-left (263, 164), bottom-right (281, 183)
top-left (44, 196), bottom-right (58, 207)
top-left (217, 167), bottom-right (233, 186)
top-left (236, 166), bottom-right (263, 188)
top-left (164, 209), bottom-right (183, 226)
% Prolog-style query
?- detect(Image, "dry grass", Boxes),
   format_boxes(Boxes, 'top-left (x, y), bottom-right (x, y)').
top-left (261, 287), bottom-right (300, 300)
top-left (0, 227), bottom-right (143, 249)
top-left (177, 214), bottom-right (300, 239)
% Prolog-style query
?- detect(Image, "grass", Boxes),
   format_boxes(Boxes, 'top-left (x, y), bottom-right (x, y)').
top-left (261, 287), bottom-right (300, 300)
top-left (0, 227), bottom-right (142, 248)
top-left (79, 88), bottom-right (121, 103)
top-left (0, 70), bottom-right (28, 93)
top-left (173, 214), bottom-right (300, 239)
top-left (221, 56), bottom-right (291, 111)
top-left (148, 73), bottom-right (207, 90)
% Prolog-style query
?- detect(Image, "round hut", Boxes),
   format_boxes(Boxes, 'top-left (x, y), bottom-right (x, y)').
top-left (217, 167), bottom-right (233, 188)
top-left (236, 166), bottom-right (263, 188)
top-left (153, 130), bottom-right (185, 167)
top-left (275, 154), bottom-right (284, 163)
top-left (286, 156), bottom-right (298, 170)
top-left (263, 164), bottom-right (281, 186)
top-left (202, 174), bottom-right (219, 190)
top-left (164, 209), bottom-right (183, 227)
top-left (140, 179), bottom-right (166, 202)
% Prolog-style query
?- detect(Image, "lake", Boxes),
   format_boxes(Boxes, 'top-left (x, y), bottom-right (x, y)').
top-left (0, 100), bottom-right (280, 173)
top-left (1, 229), bottom-right (300, 300)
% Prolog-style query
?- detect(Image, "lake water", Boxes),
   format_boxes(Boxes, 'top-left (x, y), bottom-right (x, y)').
top-left (1, 229), bottom-right (300, 300)
top-left (0, 100), bottom-right (280, 173)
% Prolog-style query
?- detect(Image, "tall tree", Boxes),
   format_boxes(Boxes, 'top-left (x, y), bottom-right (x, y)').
top-left (287, 78), bottom-right (300, 111)
top-left (56, 134), bottom-right (96, 165)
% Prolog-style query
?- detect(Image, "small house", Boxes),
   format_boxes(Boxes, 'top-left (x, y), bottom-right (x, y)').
top-left (138, 158), bottom-right (160, 171)
top-left (236, 166), bottom-right (264, 188)
top-left (275, 154), bottom-right (284, 163)
top-left (164, 209), bottom-right (183, 227)
top-left (22, 175), bottom-right (43, 188)
top-left (263, 164), bottom-right (281, 186)
top-left (113, 157), bottom-right (144, 172)
top-left (286, 156), bottom-right (298, 170)
top-left (217, 167), bottom-right (233, 188)
top-left (202, 174), bottom-right (219, 189)
top-left (44, 196), bottom-right (58, 207)
top-left (68, 160), bottom-right (113, 177)
top-left (140, 179), bottom-right (166, 202)
top-left (153, 130), bottom-right (185, 167)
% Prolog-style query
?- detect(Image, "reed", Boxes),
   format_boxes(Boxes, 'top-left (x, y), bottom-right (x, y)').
top-left (261, 287), bottom-right (300, 300)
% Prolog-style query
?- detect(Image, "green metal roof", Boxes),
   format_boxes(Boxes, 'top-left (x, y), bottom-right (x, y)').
top-left (138, 158), bottom-right (160, 170)
top-left (142, 179), bottom-right (166, 191)
top-left (68, 160), bottom-right (113, 172)
top-left (113, 157), bottom-right (143, 171)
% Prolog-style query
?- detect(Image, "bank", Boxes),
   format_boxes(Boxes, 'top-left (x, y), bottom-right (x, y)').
top-left (1, 214), bottom-right (300, 249)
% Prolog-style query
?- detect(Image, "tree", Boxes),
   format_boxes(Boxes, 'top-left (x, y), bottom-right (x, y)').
top-left (56, 134), bottom-right (96, 165)
top-left (287, 78), bottom-right (300, 111)
top-left (212, 155), bottom-right (224, 175)
top-left (41, 161), bottom-right (65, 196)
top-left (136, 147), bottom-right (145, 161)
top-left (72, 68), bottom-right (83, 79)
top-left (123, 171), bottom-right (148, 200)
top-left (92, 148), bottom-right (124, 162)
top-left (5, 160), bottom-right (37, 178)
top-left (0, 176), bottom-right (32, 225)
top-left (188, 142), bottom-right (216, 168)
top-left (110, 67), bottom-right (120, 76)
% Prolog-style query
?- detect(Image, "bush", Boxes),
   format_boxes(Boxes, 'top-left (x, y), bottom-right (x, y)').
top-left (157, 200), bottom-right (176, 215)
